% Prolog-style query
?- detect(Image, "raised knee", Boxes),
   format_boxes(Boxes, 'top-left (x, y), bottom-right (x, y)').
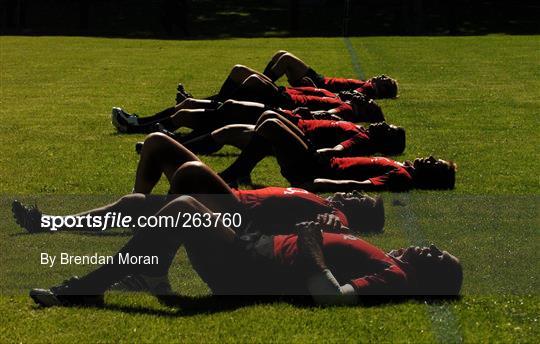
top-left (242, 74), bottom-right (262, 87)
top-left (118, 193), bottom-right (146, 206)
top-left (256, 110), bottom-right (279, 126)
top-left (173, 161), bottom-right (206, 180)
top-left (272, 50), bottom-right (288, 59)
top-left (219, 99), bottom-right (236, 111)
top-left (256, 118), bottom-right (282, 134)
top-left (231, 64), bottom-right (248, 74)
top-left (144, 132), bottom-right (170, 146)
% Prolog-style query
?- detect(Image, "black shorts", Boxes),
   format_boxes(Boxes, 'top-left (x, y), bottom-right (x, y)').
top-left (185, 232), bottom-right (276, 295)
top-left (278, 148), bottom-right (327, 187)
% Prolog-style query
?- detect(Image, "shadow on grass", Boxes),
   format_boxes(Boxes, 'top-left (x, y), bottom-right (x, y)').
top-left (58, 294), bottom-right (462, 317)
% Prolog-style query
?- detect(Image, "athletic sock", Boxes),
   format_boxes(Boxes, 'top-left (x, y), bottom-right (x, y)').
top-left (262, 62), bottom-right (278, 82)
top-left (136, 107), bottom-right (177, 126)
top-left (183, 133), bottom-right (223, 154)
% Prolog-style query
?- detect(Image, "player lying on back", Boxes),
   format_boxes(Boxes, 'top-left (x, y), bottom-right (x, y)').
top-left (211, 65), bottom-right (385, 122)
top-left (111, 96), bottom-right (368, 136)
top-left (260, 50), bottom-right (398, 98)
top-left (13, 133), bottom-right (385, 235)
top-left (219, 117), bottom-right (456, 191)
top-left (175, 110), bottom-right (405, 157)
top-left (27, 197), bottom-right (463, 308)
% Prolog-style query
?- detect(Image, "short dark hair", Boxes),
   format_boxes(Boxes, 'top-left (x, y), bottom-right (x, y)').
top-left (414, 161), bottom-right (457, 189)
top-left (417, 255), bottom-right (463, 295)
top-left (371, 75), bottom-right (399, 99)
top-left (380, 126), bottom-right (406, 155)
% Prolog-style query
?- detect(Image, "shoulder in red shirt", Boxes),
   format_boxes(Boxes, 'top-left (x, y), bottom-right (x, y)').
top-left (327, 157), bottom-right (413, 191)
top-left (322, 77), bottom-right (367, 93)
top-left (232, 187), bottom-right (349, 232)
top-left (297, 120), bottom-right (363, 148)
top-left (273, 232), bottom-right (411, 294)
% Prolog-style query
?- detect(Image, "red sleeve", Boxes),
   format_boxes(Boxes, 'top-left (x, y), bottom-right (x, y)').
top-left (331, 103), bottom-right (355, 121)
top-left (339, 133), bottom-right (372, 155)
top-left (368, 169), bottom-right (412, 191)
top-left (350, 263), bottom-right (408, 295)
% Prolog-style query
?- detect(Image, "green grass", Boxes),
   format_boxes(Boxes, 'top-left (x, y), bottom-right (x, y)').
top-left (1, 35), bottom-right (539, 342)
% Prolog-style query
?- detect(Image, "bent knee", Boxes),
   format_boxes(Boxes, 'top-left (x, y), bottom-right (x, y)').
top-left (143, 132), bottom-right (171, 146)
top-left (231, 64), bottom-right (249, 74)
top-left (118, 193), bottom-right (146, 206)
top-left (172, 161), bottom-right (207, 179)
top-left (256, 110), bottom-right (280, 126)
top-left (256, 118), bottom-right (284, 134)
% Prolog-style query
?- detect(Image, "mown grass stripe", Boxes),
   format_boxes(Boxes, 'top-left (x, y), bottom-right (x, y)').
top-left (342, 34), bottom-right (464, 342)
top-left (396, 194), bottom-right (463, 344)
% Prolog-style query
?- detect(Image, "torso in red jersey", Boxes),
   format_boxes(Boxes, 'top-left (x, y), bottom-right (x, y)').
top-left (232, 187), bottom-right (349, 233)
top-left (322, 77), bottom-right (364, 92)
top-left (297, 119), bottom-right (371, 152)
top-left (272, 232), bottom-right (412, 295)
top-left (280, 87), bottom-right (362, 122)
top-left (327, 157), bottom-right (413, 191)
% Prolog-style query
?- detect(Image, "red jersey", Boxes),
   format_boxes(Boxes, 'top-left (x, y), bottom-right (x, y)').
top-left (297, 119), bottom-right (374, 155)
top-left (327, 157), bottom-right (413, 191)
top-left (232, 187), bottom-right (349, 233)
top-left (319, 77), bottom-right (376, 98)
top-left (273, 232), bottom-right (411, 294)
top-left (281, 87), bottom-right (360, 122)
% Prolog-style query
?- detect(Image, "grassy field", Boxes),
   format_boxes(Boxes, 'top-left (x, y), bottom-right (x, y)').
top-left (1, 35), bottom-right (539, 342)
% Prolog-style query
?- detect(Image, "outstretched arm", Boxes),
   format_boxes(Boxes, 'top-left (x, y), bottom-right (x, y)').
top-left (309, 178), bottom-right (374, 192)
top-left (296, 222), bottom-right (358, 305)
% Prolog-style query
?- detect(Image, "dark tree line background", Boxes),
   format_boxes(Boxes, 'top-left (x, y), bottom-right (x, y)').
top-left (1, 0), bottom-right (539, 37)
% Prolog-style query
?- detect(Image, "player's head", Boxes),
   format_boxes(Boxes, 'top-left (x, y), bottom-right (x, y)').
top-left (367, 122), bottom-right (406, 155)
top-left (389, 244), bottom-right (463, 295)
top-left (411, 156), bottom-right (457, 189)
top-left (326, 191), bottom-right (385, 233)
top-left (346, 91), bottom-right (385, 122)
top-left (369, 75), bottom-right (398, 99)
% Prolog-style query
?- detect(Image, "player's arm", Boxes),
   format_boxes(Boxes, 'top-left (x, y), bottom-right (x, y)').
top-left (309, 178), bottom-right (374, 192)
top-left (316, 144), bottom-right (345, 159)
top-left (296, 222), bottom-right (358, 305)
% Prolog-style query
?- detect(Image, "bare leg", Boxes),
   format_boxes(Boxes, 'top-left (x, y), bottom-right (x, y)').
top-left (169, 161), bottom-right (243, 213)
top-left (229, 75), bottom-right (280, 104)
top-left (211, 124), bottom-right (255, 149)
top-left (255, 110), bottom-right (306, 139)
top-left (67, 196), bottom-right (237, 294)
top-left (217, 65), bottom-right (275, 101)
top-left (165, 100), bottom-right (266, 132)
top-left (219, 117), bottom-right (311, 184)
top-left (262, 50), bottom-right (289, 77)
top-left (181, 124), bottom-right (254, 154)
top-left (134, 133), bottom-right (200, 193)
top-left (265, 52), bottom-right (310, 84)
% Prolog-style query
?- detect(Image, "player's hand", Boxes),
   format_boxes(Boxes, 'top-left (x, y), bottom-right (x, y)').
top-left (296, 221), bottom-right (327, 273)
top-left (316, 213), bottom-right (343, 233)
top-left (292, 107), bottom-right (312, 118)
top-left (316, 148), bottom-right (339, 162)
top-left (312, 111), bottom-right (342, 121)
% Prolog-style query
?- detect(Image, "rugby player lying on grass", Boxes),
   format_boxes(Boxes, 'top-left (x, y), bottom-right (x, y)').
top-left (219, 117), bottom-right (456, 191)
top-left (13, 133), bottom-right (384, 235)
top-left (28, 205), bottom-right (463, 308)
top-left (112, 97), bottom-right (353, 136)
top-left (261, 50), bottom-right (398, 98)
top-left (211, 64), bottom-right (385, 122)
top-left (176, 110), bottom-right (405, 156)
